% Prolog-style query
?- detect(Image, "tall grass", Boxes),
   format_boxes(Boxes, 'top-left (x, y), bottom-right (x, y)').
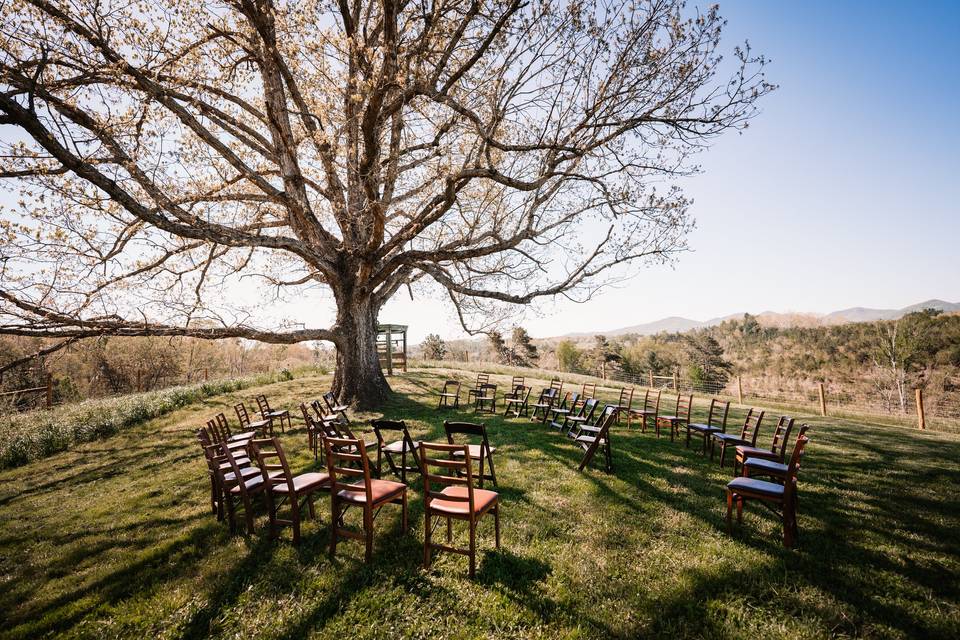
top-left (0, 370), bottom-right (303, 469)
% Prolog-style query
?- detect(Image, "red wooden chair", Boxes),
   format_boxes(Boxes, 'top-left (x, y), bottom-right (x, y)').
top-left (197, 428), bottom-right (254, 520)
top-left (420, 441), bottom-right (500, 577)
top-left (220, 442), bottom-right (272, 535)
top-left (614, 387), bottom-right (634, 424)
top-left (250, 437), bottom-right (330, 544)
top-left (323, 391), bottom-right (351, 425)
top-left (711, 408), bottom-right (764, 467)
top-left (734, 416), bottom-right (796, 476)
top-left (580, 381), bottom-right (596, 400)
top-left (466, 373), bottom-right (490, 405)
top-left (214, 412), bottom-right (256, 441)
top-left (324, 435), bottom-right (408, 562)
top-left (472, 383), bottom-right (498, 414)
top-left (726, 435), bottom-right (810, 548)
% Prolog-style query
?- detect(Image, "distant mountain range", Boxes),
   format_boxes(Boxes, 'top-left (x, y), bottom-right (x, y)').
top-left (557, 299), bottom-right (960, 338)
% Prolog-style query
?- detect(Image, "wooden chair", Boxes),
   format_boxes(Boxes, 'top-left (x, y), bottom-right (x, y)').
top-left (197, 428), bottom-right (254, 520)
top-left (507, 376), bottom-right (525, 396)
top-left (299, 402), bottom-right (326, 461)
top-left (206, 419), bottom-right (251, 454)
top-left (503, 385), bottom-right (532, 418)
top-left (741, 424), bottom-right (810, 483)
top-left (576, 406), bottom-right (618, 472)
top-left (371, 419), bottom-right (421, 484)
top-left (530, 387), bottom-right (558, 423)
top-left (685, 398), bottom-right (730, 453)
top-left (220, 442), bottom-right (270, 534)
top-left (734, 416), bottom-right (796, 476)
top-left (255, 394), bottom-right (291, 433)
top-left (235, 402), bottom-right (273, 436)
top-left (726, 435), bottom-right (810, 548)
top-left (323, 391), bottom-right (351, 424)
top-left (564, 397), bottom-right (600, 439)
top-left (437, 379), bottom-right (461, 409)
top-left (215, 412), bottom-right (256, 442)
top-left (420, 441), bottom-right (500, 577)
top-left (444, 420), bottom-right (498, 487)
top-left (656, 394), bottom-right (693, 442)
top-left (614, 387), bottom-right (634, 423)
top-left (550, 379), bottom-right (564, 397)
top-left (324, 435), bottom-right (408, 562)
top-left (711, 408), bottom-right (764, 467)
top-left (580, 382), bottom-right (596, 400)
top-left (466, 373), bottom-right (490, 404)
top-left (250, 437), bottom-right (330, 544)
top-left (629, 388), bottom-right (661, 431)
top-left (548, 392), bottom-right (579, 431)
top-left (473, 383), bottom-right (498, 414)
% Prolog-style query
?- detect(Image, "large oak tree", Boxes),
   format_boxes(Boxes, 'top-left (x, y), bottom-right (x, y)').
top-left (0, 0), bottom-right (772, 406)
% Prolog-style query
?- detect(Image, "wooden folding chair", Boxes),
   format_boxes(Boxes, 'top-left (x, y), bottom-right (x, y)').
top-left (503, 385), bottom-right (532, 418)
top-left (466, 373), bottom-right (490, 404)
top-left (530, 387), bottom-right (558, 423)
top-left (630, 388), bottom-right (661, 431)
top-left (548, 392), bottom-right (579, 430)
top-left (576, 406), bottom-right (618, 472)
top-left (324, 435), bottom-right (408, 562)
top-left (437, 379), bottom-right (461, 409)
top-left (564, 397), bottom-right (600, 439)
top-left (256, 394), bottom-right (291, 433)
top-left (473, 383), bottom-right (497, 414)
top-left (726, 435), bottom-right (810, 548)
top-left (323, 391), bottom-right (351, 424)
top-left (711, 408), bottom-right (764, 467)
top-left (420, 441), bottom-right (500, 577)
top-left (444, 420), bottom-right (498, 487)
top-left (250, 437), bottom-right (330, 544)
top-left (685, 398), bottom-right (730, 453)
top-left (656, 394), bottom-right (693, 441)
top-left (734, 416), bottom-right (796, 476)
top-left (235, 402), bottom-right (273, 436)
top-left (372, 419), bottom-right (421, 484)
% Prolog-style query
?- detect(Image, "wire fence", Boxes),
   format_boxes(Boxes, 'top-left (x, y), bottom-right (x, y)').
top-left (412, 359), bottom-right (960, 434)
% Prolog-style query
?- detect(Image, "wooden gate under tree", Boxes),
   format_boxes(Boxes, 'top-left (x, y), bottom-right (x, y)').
top-left (377, 324), bottom-right (407, 376)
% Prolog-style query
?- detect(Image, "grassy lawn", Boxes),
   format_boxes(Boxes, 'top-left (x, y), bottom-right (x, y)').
top-left (1, 368), bottom-right (958, 639)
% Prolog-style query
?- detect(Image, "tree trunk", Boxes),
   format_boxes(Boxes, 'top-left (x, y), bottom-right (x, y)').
top-left (332, 295), bottom-right (391, 408)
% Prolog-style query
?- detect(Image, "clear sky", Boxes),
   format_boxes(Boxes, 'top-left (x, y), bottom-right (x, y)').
top-left (376, 0), bottom-right (960, 342)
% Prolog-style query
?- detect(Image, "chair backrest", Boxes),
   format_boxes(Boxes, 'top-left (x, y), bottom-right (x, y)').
top-left (580, 397), bottom-right (600, 423)
top-left (784, 435), bottom-right (811, 500)
top-left (442, 379), bottom-right (461, 394)
top-left (323, 435), bottom-right (373, 501)
top-left (221, 441), bottom-right (252, 492)
top-left (768, 416), bottom-right (796, 458)
top-left (739, 409), bottom-right (764, 446)
top-left (705, 398), bottom-right (730, 431)
top-left (566, 391), bottom-right (581, 409)
top-left (250, 437), bottom-right (295, 493)
top-left (479, 383), bottom-right (497, 397)
top-left (511, 376), bottom-right (524, 390)
top-left (581, 382), bottom-right (596, 399)
top-left (618, 387), bottom-right (634, 409)
top-left (550, 379), bottom-right (564, 393)
top-left (371, 419), bottom-right (417, 456)
top-left (215, 412), bottom-right (231, 436)
top-left (594, 404), bottom-right (617, 426)
top-left (234, 402), bottom-right (251, 427)
top-left (322, 391), bottom-right (338, 411)
top-left (475, 373), bottom-right (489, 388)
top-left (645, 388), bottom-right (661, 412)
top-left (299, 401), bottom-right (313, 425)
top-left (514, 385), bottom-right (531, 403)
top-left (196, 429), bottom-right (221, 471)
top-left (676, 394), bottom-right (693, 422)
top-left (537, 387), bottom-right (558, 405)
top-left (419, 442), bottom-right (474, 510)
top-left (444, 421), bottom-right (492, 474)
top-left (206, 418), bottom-right (228, 444)
top-left (255, 394), bottom-right (270, 415)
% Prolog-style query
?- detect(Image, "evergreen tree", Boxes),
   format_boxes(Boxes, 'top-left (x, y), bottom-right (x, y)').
top-left (511, 327), bottom-right (539, 367)
top-left (422, 334), bottom-right (447, 360)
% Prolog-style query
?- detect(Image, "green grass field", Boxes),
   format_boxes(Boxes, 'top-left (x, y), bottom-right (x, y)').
top-left (1, 368), bottom-right (958, 639)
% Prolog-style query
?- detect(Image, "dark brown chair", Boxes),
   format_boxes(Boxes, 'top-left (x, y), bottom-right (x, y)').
top-left (503, 385), bottom-right (532, 418)
top-left (197, 428), bottom-right (254, 520)
top-left (580, 381), bottom-right (596, 400)
top-left (444, 420), bottom-right (498, 487)
top-left (215, 412), bottom-right (256, 442)
top-left (576, 406), bottom-right (618, 472)
top-left (250, 437), bottom-right (330, 544)
top-left (508, 376), bottom-right (525, 394)
top-left (741, 424), bottom-right (810, 483)
top-left (473, 383), bottom-right (497, 414)
top-left (530, 387), bottom-right (558, 423)
top-left (734, 416), bottom-right (796, 476)
top-left (629, 388), bottom-right (661, 431)
top-left (220, 442), bottom-right (271, 534)
top-left (235, 401), bottom-right (273, 436)
top-left (550, 379), bottom-right (564, 396)
top-left (614, 387), bottom-right (634, 424)
top-left (420, 441), bottom-right (500, 577)
top-left (437, 379), bottom-right (461, 409)
top-left (323, 391), bottom-right (351, 424)
top-left (726, 435), bottom-right (810, 548)
top-left (255, 394), bottom-right (291, 433)
top-left (372, 419), bottom-right (421, 484)
top-left (685, 398), bottom-right (730, 453)
top-left (206, 419), bottom-right (251, 454)
top-left (548, 392), bottom-right (579, 431)
top-left (299, 402), bottom-right (323, 461)
top-left (711, 408), bottom-right (764, 467)
top-left (656, 394), bottom-right (693, 442)
top-left (466, 373), bottom-right (491, 404)
top-left (324, 435), bottom-right (408, 562)
top-left (564, 397), bottom-right (600, 439)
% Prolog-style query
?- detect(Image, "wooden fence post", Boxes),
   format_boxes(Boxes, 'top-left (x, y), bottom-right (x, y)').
top-left (45, 373), bottom-right (53, 408)
top-left (737, 376), bottom-right (744, 404)
top-left (673, 372), bottom-right (679, 391)
top-left (818, 382), bottom-right (827, 417)
top-left (648, 371), bottom-right (654, 388)
top-left (916, 388), bottom-right (926, 430)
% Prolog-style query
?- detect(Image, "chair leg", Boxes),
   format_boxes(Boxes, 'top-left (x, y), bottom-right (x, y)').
top-left (719, 443), bottom-right (728, 468)
top-left (486, 453), bottom-right (498, 487)
top-left (736, 496), bottom-right (744, 524)
top-left (423, 510), bottom-right (432, 569)
top-left (468, 519), bottom-right (477, 578)
top-left (329, 499), bottom-right (339, 558)
top-left (401, 491), bottom-right (408, 533)
top-left (364, 506), bottom-right (374, 563)
top-left (292, 496), bottom-right (301, 545)
top-left (266, 491), bottom-right (278, 539)
top-left (726, 490), bottom-right (734, 532)
top-left (242, 493), bottom-right (255, 534)
top-left (494, 504), bottom-right (501, 548)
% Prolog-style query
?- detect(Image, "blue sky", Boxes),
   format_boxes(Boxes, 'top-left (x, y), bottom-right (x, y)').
top-left (380, 0), bottom-right (960, 341)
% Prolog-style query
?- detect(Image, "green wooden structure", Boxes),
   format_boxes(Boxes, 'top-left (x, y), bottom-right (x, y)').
top-left (377, 324), bottom-right (408, 375)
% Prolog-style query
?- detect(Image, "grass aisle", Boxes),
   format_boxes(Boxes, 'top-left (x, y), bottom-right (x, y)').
top-left (0, 369), bottom-right (958, 639)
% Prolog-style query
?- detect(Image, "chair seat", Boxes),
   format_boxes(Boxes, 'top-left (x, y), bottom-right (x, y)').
top-left (224, 440), bottom-right (248, 450)
top-left (218, 458), bottom-right (250, 471)
top-left (744, 458), bottom-right (788, 475)
top-left (264, 410), bottom-right (288, 419)
top-left (451, 444), bottom-right (496, 459)
top-left (530, 402), bottom-right (551, 408)
top-left (229, 431), bottom-right (257, 442)
top-left (505, 398), bottom-right (525, 405)
top-left (736, 445), bottom-right (777, 460)
top-left (687, 423), bottom-right (720, 433)
top-left (336, 479), bottom-right (406, 504)
top-left (272, 472), bottom-right (330, 493)
top-left (428, 486), bottom-right (498, 515)
top-left (223, 465), bottom-right (261, 482)
top-left (230, 474), bottom-right (265, 494)
top-left (551, 408), bottom-right (571, 416)
top-left (727, 476), bottom-right (785, 498)
top-left (658, 415), bottom-right (685, 422)
top-left (439, 393), bottom-right (459, 398)
top-left (330, 403), bottom-right (350, 413)
top-left (384, 439), bottom-right (420, 454)
top-left (565, 415), bottom-right (588, 423)
top-left (575, 434), bottom-right (606, 447)
top-left (248, 419), bottom-right (272, 430)
top-left (631, 409), bottom-right (655, 415)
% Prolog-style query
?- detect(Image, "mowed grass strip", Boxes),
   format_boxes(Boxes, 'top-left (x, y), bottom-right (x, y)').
top-left (0, 369), bottom-right (958, 639)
